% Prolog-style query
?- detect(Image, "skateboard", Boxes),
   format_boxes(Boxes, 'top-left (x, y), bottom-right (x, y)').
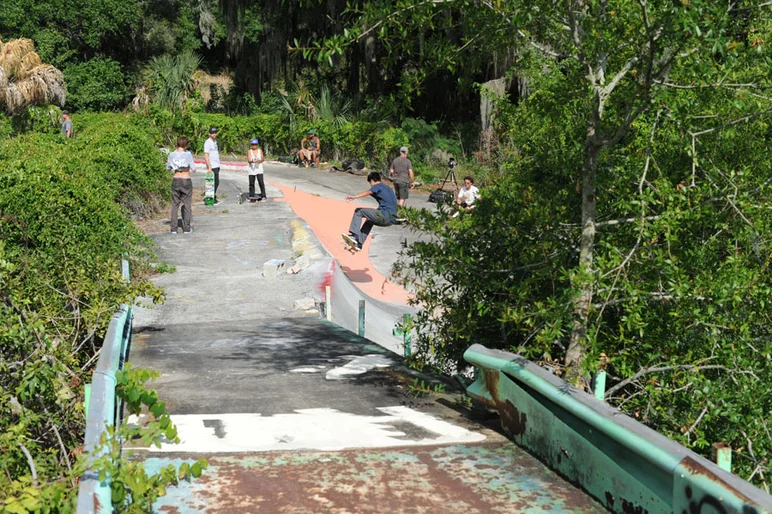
top-left (204, 171), bottom-right (215, 206)
top-left (341, 233), bottom-right (360, 254)
top-left (239, 192), bottom-right (266, 204)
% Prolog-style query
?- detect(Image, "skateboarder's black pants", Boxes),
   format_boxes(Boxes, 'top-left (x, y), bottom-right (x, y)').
top-left (171, 178), bottom-right (193, 232)
top-left (349, 208), bottom-right (392, 246)
top-left (249, 173), bottom-right (266, 199)
top-left (212, 167), bottom-right (220, 197)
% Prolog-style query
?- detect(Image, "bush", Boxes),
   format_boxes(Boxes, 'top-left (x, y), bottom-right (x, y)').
top-left (63, 58), bottom-right (128, 111)
top-left (135, 111), bottom-right (461, 178)
top-left (0, 113), bottom-right (172, 506)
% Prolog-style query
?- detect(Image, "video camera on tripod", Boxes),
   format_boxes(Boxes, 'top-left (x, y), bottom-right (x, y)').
top-left (428, 157), bottom-right (460, 204)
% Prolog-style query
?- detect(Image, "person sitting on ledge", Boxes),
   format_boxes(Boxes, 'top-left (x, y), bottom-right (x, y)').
top-left (456, 175), bottom-right (480, 211)
top-left (299, 129), bottom-right (321, 168)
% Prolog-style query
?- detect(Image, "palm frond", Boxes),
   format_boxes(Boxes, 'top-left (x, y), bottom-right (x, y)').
top-left (146, 51), bottom-right (202, 112)
top-left (0, 38), bottom-right (65, 114)
top-left (316, 84), bottom-right (352, 128)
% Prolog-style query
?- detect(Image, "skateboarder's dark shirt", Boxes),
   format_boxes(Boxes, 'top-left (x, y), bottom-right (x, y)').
top-left (370, 183), bottom-right (398, 222)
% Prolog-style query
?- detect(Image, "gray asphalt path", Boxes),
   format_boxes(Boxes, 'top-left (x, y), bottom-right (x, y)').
top-left (130, 170), bottom-right (485, 440)
top-left (128, 167), bottom-right (605, 513)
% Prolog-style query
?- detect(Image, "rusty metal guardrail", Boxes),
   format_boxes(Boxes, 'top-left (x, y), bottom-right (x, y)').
top-left (75, 260), bottom-right (133, 513)
top-left (464, 343), bottom-right (772, 514)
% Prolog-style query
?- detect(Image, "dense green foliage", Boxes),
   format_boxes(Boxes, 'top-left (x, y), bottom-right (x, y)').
top-left (0, 0), bottom-right (498, 123)
top-left (0, 113), bottom-right (202, 509)
top-left (62, 58), bottom-right (127, 112)
top-left (378, 0), bottom-right (772, 490)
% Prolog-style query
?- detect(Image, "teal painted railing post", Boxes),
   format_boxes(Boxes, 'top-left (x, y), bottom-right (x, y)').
top-left (84, 384), bottom-right (91, 418)
top-left (403, 313), bottom-right (412, 358)
top-left (593, 371), bottom-right (607, 401)
top-left (358, 300), bottom-right (365, 338)
top-left (712, 443), bottom-right (732, 473)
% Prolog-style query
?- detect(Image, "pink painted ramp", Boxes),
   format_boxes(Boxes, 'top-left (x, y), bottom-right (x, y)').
top-left (273, 183), bottom-right (411, 306)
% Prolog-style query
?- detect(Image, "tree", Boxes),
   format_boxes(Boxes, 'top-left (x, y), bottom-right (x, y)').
top-left (0, 37), bottom-right (65, 114)
top-left (342, 0), bottom-right (772, 489)
top-left (63, 57), bottom-right (127, 111)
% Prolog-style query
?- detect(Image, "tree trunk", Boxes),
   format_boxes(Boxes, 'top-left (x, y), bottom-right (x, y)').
top-left (479, 78), bottom-right (507, 156)
top-left (565, 115), bottom-right (601, 379)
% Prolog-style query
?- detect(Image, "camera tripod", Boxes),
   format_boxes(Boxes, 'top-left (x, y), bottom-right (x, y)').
top-left (438, 165), bottom-right (459, 195)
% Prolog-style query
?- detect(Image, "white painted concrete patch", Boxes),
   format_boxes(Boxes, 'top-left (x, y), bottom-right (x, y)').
top-left (325, 354), bottom-right (393, 380)
top-left (131, 406), bottom-right (485, 453)
top-left (289, 366), bottom-right (324, 373)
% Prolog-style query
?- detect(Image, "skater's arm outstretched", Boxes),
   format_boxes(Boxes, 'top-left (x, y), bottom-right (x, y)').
top-left (345, 189), bottom-right (372, 202)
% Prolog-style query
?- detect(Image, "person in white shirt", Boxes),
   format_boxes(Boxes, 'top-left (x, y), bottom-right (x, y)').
top-left (456, 176), bottom-right (480, 211)
top-left (204, 127), bottom-right (221, 205)
top-left (247, 138), bottom-right (266, 200)
top-left (166, 136), bottom-right (197, 233)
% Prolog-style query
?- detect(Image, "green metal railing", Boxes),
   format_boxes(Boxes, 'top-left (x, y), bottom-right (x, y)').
top-left (76, 261), bottom-right (133, 514)
top-left (464, 343), bottom-right (772, 514)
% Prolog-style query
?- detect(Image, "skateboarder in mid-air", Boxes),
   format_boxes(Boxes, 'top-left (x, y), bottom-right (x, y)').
top-left (343, 172), bottom-right (398, 252)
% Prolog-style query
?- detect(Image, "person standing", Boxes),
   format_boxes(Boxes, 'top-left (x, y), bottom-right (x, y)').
top-left (343, 172), bottom-right (398, 251)
top-left (247, 138), bottom-right (266, 201)
top-left (204, 127), bottom-right (221, 205)
top-left (61, 111), bottom-right (73, 138)
top-left (166, 137), bottom-right (196, 234)
top-left (389, 146), bottom-right (414, 208)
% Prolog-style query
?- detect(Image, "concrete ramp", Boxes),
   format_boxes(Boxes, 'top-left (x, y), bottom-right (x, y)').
top-left (325, 259), bottom-right (415, 355)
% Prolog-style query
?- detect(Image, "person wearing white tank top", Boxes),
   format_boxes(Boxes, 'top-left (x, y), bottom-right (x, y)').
top-left (247, 138), bottom-right (266, 200)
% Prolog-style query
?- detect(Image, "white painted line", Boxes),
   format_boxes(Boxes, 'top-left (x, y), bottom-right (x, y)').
top-left (325, 354), bottom-right (393, 380)
top-left (131, 406), bottom-right (486, 453)
top-left (289, 367), bottom-right (324, 373)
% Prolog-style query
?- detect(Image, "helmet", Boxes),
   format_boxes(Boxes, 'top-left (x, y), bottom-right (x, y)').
top-left (249, 138), bottom-right (259, 145)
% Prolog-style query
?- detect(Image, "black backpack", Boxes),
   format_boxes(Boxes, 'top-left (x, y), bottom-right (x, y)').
top-left (429, 190), bottom-right (451, 203)
top-left (342, 159), bottom-right (365, 171)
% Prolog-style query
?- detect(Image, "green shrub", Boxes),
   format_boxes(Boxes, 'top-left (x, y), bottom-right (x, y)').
top-left (135, 111), bottom-right (459, 175)
top-left (8, 106), bottom-right (62, 135)
top-left (0, 113), bottom-right (171, 506)
top-left (63, 58), bottom-right (128, 111)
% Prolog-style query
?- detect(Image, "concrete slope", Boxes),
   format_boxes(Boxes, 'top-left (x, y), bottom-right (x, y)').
top-left (324, 258), bottom-right (415, 355)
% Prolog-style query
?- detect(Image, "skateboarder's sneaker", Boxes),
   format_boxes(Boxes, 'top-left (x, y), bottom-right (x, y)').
top-left (183, 230), bottom-right (193, 234)
top-left (342, 233), bottom-right (361, 251)
top-left (214, 199), bottom-right (222, 206)
top-left (171, 230), bottom-right (178, 234)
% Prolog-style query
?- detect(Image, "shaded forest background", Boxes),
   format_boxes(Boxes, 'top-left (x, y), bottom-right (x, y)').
top-left (0, 0), bottom-right (502, 122)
